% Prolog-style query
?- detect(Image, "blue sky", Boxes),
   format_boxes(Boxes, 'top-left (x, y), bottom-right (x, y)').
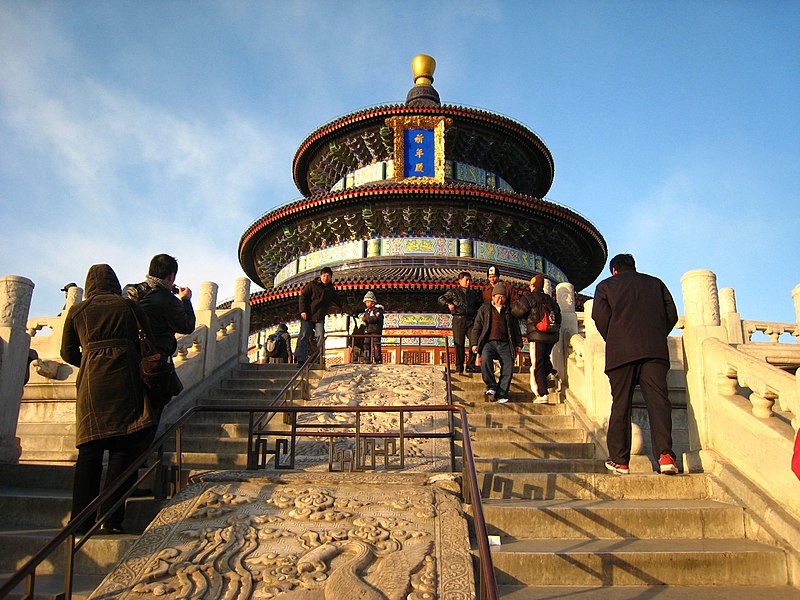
top-left (2, 1), bottom-right (798, 326)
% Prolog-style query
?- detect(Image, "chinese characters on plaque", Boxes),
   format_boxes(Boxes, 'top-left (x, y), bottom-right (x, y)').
top-left (403, 129), bottom-right (435, 178)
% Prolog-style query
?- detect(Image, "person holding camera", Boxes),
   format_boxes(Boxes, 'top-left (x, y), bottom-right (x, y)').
top-left (124, 254), bottom-right (195, 422)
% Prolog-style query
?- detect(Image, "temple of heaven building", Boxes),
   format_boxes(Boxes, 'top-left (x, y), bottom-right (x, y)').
top-left (238, 55), bottom-right (607, 364)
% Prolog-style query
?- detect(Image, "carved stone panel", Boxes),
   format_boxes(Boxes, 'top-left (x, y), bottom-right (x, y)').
top-left (90, 473), bottom-right (474, 600)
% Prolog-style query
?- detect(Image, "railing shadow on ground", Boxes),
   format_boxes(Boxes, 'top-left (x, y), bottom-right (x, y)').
top-left (0, 338), bottom-right (499, 600)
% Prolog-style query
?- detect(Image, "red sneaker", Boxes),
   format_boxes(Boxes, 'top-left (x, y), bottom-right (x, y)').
top-left (605, 459), bottom-right (629, 475)
top-left (659, 453), bottom-right (679, 475)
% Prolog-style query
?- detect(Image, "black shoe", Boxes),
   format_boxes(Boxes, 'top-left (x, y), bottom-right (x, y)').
top-left (100, 522), bottom-right (125, 535)
top-left (466, 365), bottom-right (480, 373)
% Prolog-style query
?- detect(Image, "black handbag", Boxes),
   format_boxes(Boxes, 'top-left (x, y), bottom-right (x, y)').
top-left (132, 309), bottom-right (173, 392)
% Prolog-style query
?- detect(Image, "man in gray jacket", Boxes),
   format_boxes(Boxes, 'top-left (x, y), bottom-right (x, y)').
top-left (591, 253), bottom-right (679, 475)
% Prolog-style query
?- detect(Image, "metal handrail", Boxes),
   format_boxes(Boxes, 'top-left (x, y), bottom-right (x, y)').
top-left (0, 344), bottom-right (498, 600)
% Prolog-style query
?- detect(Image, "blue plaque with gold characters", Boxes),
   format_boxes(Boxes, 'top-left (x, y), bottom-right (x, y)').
top-left (386, 115), bottom-right (452, 184)
top-left (404, 129), bottom-right (435, 177)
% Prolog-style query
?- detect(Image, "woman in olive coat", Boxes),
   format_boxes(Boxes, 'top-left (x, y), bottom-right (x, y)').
top-left (61, 264), bottom-right (155, 534)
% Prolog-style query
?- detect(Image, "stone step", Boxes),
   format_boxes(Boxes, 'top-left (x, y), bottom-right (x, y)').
top-left (480, 499), bottom-right (744, 539)
top-left (465, 457), bottom-right (607, 474)
top-left (461, 402), bottom-right (567, 415)
top-left (163, 451), bottom-right (249, 469)
top-left (487, 538), bottom-right (789, 586)
top-left (0, 490), bottom-right (163, 530)
top-left (219, 378), bottom-right (296, 390)
top-left (0, 464), bottom-right (74, 490)
top-left (468, 427), bottom-right (585, 444)
top-left (461, 413), bottom-right (576, 430)
top-left (466, 441), bottom-right (596, 460)
top-left (451, 382), bottom-right (533, 397)
top-left (0, 571), bottom-right (103, 600)
top-left (496, 585), bottom-right (800, 599)
top-left (477, 473), bottom-right (713, 501)
top-left (207, 387), bottom-right (292, 400)
top-left (455, 392), bottom-right (541, 405)
top-left (0, 529), bottom-right (137, 575)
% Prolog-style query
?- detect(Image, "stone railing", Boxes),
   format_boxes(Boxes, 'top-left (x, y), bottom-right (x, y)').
top-left (0, 275), bottom-right (252, 463)
top-left (562, 270), bottom-right (800, 524)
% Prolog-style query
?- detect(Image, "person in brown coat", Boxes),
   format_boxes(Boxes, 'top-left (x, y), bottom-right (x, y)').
top-left (591, 253), bottom-right (679, 475)
top-left (61, 264), bottom-right (155, 534)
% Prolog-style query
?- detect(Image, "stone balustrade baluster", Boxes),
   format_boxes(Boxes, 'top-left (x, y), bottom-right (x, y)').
top-left (232, 278), bottom-right (251, 363)
top-left (553, 282), bottom-right (576, 387)
top-left (196, 282), bottom-right (219, 376)
top-left (680, 269), bottom-right (726, 465)
top-left (749, 389), bottom-right (777, 419)
top-left (793, 284), bottom-right (800, 341)
top-left (719, 287), bottom-right (744, 344)
top-left (0, 275), bottom-right (35, 463)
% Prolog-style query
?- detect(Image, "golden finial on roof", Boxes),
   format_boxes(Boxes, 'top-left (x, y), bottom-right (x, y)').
top-left (412, 55), bottom-right (436, 86)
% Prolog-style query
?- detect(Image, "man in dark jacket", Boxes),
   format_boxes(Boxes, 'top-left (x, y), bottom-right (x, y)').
top-left (470, 283), bottom-right (523, 403)
top-left (296, 266), bottom-right (353, 363)
top-left (124, 254), bottom-right (195, 420)
top-left (62, 264), bottom-right (155, 534)
top-left (438, 271), bottom-right (482, 374)
top-left (591, 253), bottom-right (679, 475)
top-left (512, 274), bottom-right (561, 403)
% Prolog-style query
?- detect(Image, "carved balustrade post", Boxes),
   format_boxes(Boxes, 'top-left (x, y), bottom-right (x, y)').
top-left (719, 287), bottom-right (744, 344)
top-left (196, 282), bottom-right (219, 377)
top-left (0, 276), bottom-right (35, 463)
top-left (232, 278), bottom-right (251, 363)
top-left (553, 283), bottom-right (576, 392)
top-left (793, 284), bottom-right (800, 341)
top-left (680, 269), bottom-right (726, 469)
top-left (578, 299), bottom-right (612, 427)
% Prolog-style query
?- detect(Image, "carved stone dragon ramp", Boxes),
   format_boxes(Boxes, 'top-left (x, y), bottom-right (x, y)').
top-left (89, 472), bottom-right (475, 599)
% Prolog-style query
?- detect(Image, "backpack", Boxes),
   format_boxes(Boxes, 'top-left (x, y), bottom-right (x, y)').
top-left (265, 333), bottom-right (282, 357)
top-left (533, 295), bottom-right (559, 334)
top-left (535, 305), bottom-right (558, 333)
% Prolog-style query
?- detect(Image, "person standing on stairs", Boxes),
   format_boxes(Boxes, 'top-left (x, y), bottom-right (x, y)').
top-left (591, 253), bottom-right (680, 475)
top-left (61, 264), bottom-right (156, 535)
top-left (512, 274), bottom-right (561, 403)
top-left (296, 266), bottom-right (354, 364)
top-left (438, 271), bottom-right (482, 374)
top-left (124, 254), bottom-right (195, 424)
top-left (361, 291), bottom-right (385, 364)
top-left (470, 282), bottom-right (523, 404)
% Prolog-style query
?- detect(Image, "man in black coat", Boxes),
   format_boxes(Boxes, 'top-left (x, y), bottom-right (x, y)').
top-left (591, 253), bottom-right (679, 475)
top-left (296, 266), bottom-right (353, 363)
top-left (438, 271), bottom-right (482, 374)
top-left (124, 254), bottom-right (195, 421)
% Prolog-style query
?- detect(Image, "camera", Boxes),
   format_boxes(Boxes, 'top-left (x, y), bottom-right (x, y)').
top-left (172, 285), bottom-right (180, 294)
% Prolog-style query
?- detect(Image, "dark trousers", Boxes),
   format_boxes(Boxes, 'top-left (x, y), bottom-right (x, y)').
top-left (606, 358), bottom-right (673, 464)
top-left (480, 340), bottom-right (514, 397)
top-left (452, 316), bottom-right (476, 371)
top-left (530, 340), bottom-right (556, 396)
top-left (296, 320), bottom-right (324, 363)
top-left (70, 427), bottom-right (153, 531)
top-left (366, 334), bottom-right (383, 364)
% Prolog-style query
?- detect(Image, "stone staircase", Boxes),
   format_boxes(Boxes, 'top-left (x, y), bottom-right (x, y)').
top-left (163, 362), bottom-right (305, 471)
top-left (0, 363), bottom-right (302, 599)
top-left (450, 371), bottom-right (800, 598)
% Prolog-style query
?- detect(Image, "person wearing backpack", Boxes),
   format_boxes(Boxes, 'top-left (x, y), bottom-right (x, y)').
top-left (512, 274), bottom-right (561, 403)
top-left (265, 323), bottom-right (293, 363)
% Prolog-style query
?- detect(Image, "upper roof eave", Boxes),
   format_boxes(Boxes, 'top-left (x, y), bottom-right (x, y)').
top-left (292, 103), bottom-right (555, 197)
